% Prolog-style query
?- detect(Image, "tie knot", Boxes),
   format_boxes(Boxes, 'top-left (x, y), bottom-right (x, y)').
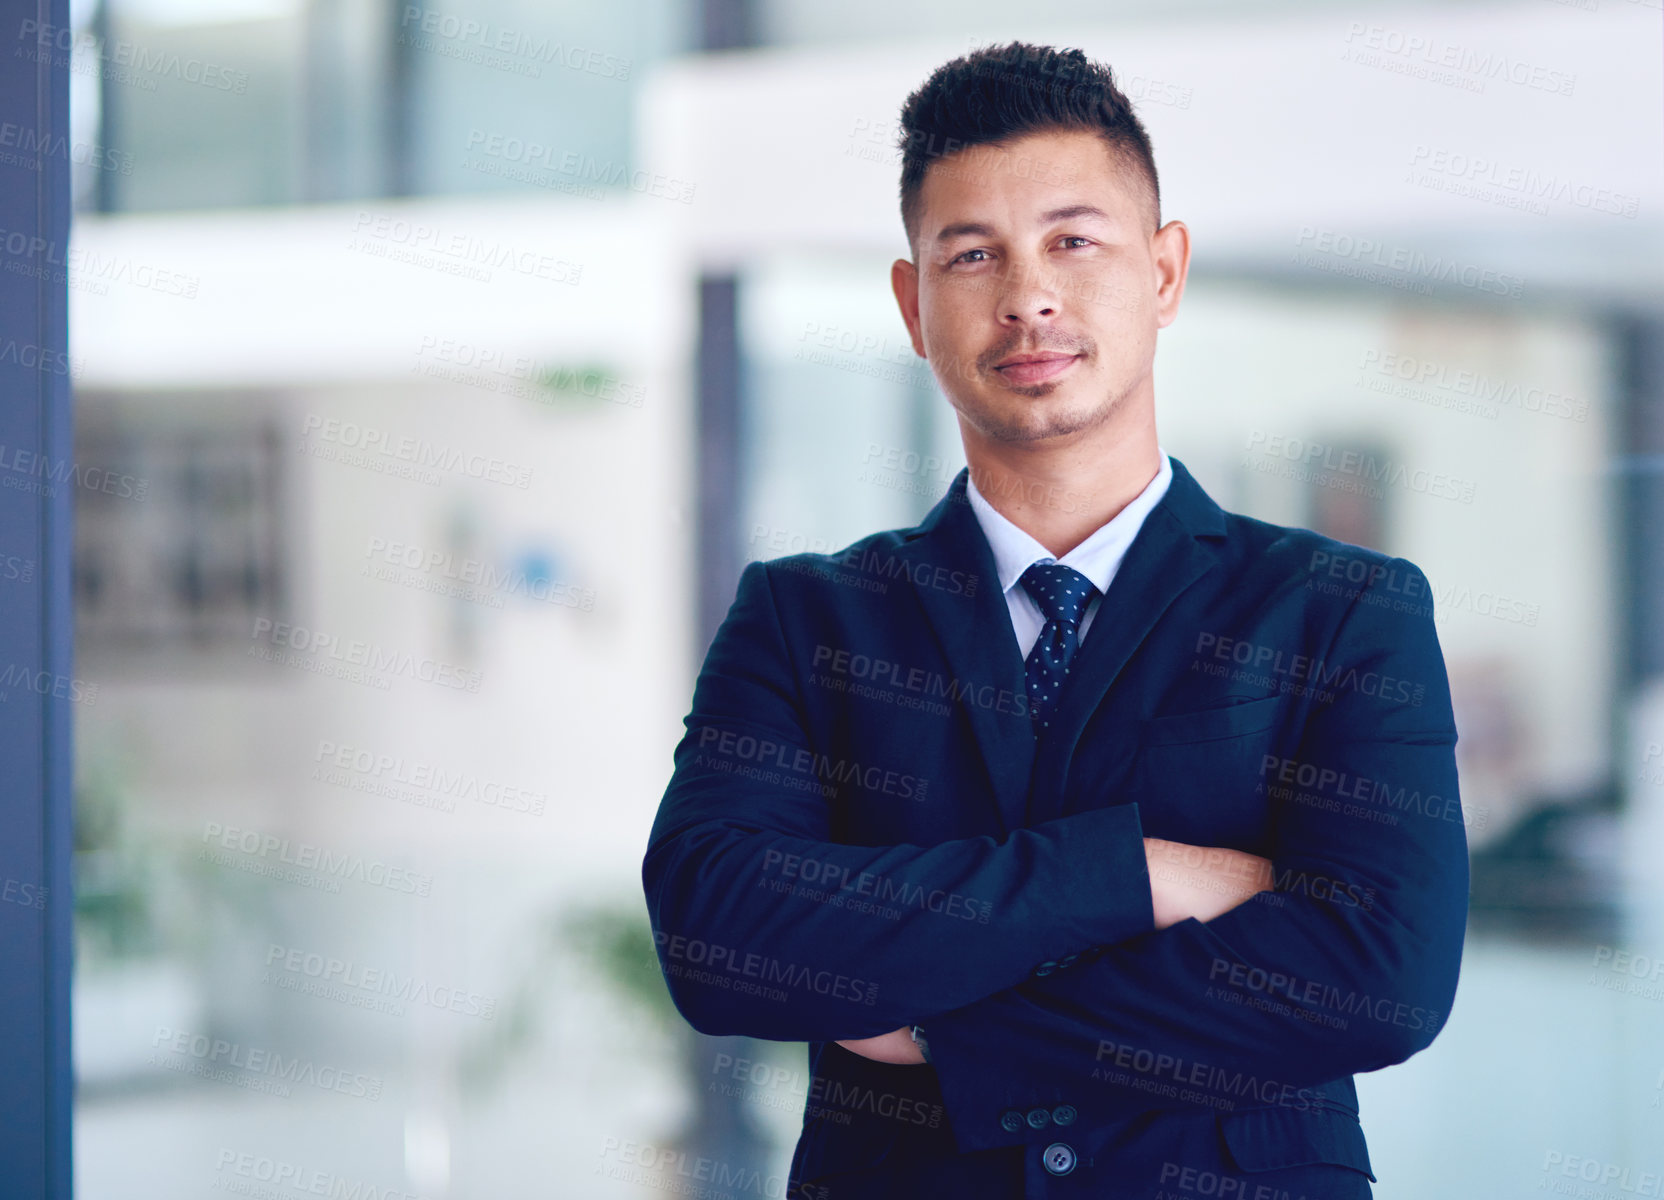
top-left (1019, 562), bottom-right (1097, 628)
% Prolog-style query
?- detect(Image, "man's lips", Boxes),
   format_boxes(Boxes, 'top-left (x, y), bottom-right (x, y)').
top-left (994, 353), bottom-right (1081, 385)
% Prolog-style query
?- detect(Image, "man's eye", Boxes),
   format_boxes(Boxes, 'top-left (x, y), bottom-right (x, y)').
top-left (1060, 236), bottom-right (1093, 249)
top-left (953, 248), bottom-right (990, 264)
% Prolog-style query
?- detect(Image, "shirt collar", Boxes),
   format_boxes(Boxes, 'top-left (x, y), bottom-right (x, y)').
top-left (965, 451), bottom-right (1174, 600)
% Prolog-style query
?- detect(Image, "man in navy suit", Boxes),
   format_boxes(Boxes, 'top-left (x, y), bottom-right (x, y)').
top-left (643, 40), bottom-right (1468, 1198)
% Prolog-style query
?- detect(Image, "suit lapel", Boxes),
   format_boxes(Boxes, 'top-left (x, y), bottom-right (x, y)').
top-left (894, 471), bottom-right (1034, 837)
top-left (893, 458), bottom-right (1228, 834)
top-left (1025, 458), bottom-right (1227, 825)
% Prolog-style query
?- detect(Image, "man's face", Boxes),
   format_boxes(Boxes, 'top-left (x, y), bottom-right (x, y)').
top-left (891, 127), bottom-right (1189, 448)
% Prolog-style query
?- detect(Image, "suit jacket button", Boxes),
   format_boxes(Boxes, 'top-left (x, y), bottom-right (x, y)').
top-left (999, 1109), bottom-right (1025, 1133)
top-left (1026, 1107), bottom-right (1051, 1129)
top-left (1043, 1142), bottom-right (1076, 1176)
top-left (1057, 953), bottom-right (1079, 968)
top-left (1033, 961), bottom-right (1058, 977)
top-left (1051, 1104), bottom-right (1077, 1126)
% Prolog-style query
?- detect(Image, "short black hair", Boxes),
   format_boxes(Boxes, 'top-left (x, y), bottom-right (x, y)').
top-left (896, 41), bottom-right (1161, 256)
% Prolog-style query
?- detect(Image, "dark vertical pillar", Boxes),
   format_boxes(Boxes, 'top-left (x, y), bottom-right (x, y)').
top-left (0, 0), bottom-right (75, 1195)
top-left (1615, 318), bottom-right (1664, 691)
top-left (701, 0), bottom-right (755, 54)
top-left (683, 2), bottom-right (770, 1185)
top-left (694, 274), bottom-right (745, 653)
top-left (89, 0), bottom-right (116, 213)
top-left (302, 0), bottom-right (338, 203)
top-left (385, 0), bottom-right (416, 196)
top-left (693, 0), bottom-right (756, 651)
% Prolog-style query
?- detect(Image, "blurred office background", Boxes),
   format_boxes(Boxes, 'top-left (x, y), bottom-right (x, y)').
top-left (58, 0), bottom-right (1664, 1195)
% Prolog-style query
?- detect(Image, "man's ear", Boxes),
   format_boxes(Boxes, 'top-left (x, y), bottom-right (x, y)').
top-left (890, 257), bottom-right (926, 358)
top-left (1151, 219), bottom-right (1191, 330)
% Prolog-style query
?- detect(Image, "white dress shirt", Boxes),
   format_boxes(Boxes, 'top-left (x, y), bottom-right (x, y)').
top-left (965, 450), bottom-right (1173, 659)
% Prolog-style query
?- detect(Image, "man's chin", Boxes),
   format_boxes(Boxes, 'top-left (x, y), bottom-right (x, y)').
top-left (966, 398), bottom-right (1112, 445)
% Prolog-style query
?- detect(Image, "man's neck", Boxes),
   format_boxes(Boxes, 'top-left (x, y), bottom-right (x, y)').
top-left (963, 415), bottom-right (1162, 560)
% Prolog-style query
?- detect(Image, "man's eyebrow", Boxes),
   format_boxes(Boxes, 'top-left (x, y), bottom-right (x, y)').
top-left (931, 204), bottom-right (1114, 246)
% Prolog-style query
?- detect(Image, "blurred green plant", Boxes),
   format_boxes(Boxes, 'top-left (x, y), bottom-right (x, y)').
top-left (457, 900), bottom-right (683, 1093)
top-left (74, 752), bottom-right (267, 973)
top-left (73, 758), bottom-right (161, 964)
top-left (562, 903), bottom-right (682, 1031)
top-left (528, 363), bottom-right (643, 413)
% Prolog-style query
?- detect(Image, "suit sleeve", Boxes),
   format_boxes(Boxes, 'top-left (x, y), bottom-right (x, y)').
top-left (642, 559), bottom-right (1156, 1043)
top-left (917, 556), bottom-right (1470, 1151)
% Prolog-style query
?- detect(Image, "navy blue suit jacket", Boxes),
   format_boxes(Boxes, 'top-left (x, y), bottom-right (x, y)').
top-left (642, 458), bottom-right (1468, 1198)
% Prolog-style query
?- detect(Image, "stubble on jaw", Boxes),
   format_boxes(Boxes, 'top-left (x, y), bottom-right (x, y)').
top-left (953, 373), bottom-right (1124, 446)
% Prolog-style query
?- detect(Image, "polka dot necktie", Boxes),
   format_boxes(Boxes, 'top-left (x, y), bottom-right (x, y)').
top-left (1019, 562), bottom-right (1099, 732)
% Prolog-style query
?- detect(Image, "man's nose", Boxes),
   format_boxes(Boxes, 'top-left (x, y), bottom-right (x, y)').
top-left (997, 258), bottom-right (1063, 324)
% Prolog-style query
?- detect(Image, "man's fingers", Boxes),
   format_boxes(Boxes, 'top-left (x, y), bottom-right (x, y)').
top-left (836, 1028), bottom-right (924, 1064)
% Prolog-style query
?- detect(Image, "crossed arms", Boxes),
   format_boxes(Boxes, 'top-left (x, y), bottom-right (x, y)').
top-left (836, 837), bottom-right (1276, 1065)
top-left (641, 556), bottom-right (1468, 1141)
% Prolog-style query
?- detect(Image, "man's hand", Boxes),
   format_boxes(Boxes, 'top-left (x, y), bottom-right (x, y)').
top-left (836, 1027), bottom-right (925, 1064)
top-left (1144, 837), bottom-right (1274, 929)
